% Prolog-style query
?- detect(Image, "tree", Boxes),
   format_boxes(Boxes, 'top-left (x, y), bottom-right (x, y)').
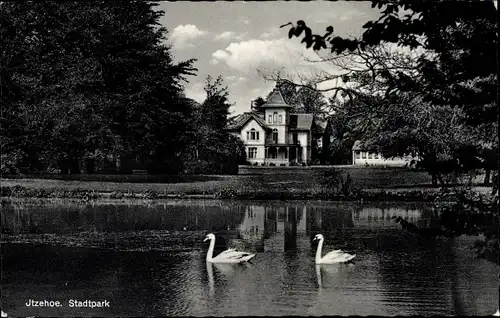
top-left (282, 44), bottom-right (494, 184)
top-left (0, 1), bottom-right (197, 174)
top-left (251, 97), bottom-right (267, 113)
top-left (275, 1), bottom-right (497, 184)
top-left (184, 75), bottom-right (245, 175)
top-left (280, 0), bottom-right (497, 125)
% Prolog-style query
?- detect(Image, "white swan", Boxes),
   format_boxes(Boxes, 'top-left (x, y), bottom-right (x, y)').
top-left (203, 233), bottom-right (255, 263)
top-left (493, 309), bottom-right (500, 316)
top-left (313, 234), bottom-right (356, 264)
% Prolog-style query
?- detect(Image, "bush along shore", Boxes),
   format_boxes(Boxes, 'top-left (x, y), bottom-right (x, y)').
top-left (0, 184), bottom-right (487, 202)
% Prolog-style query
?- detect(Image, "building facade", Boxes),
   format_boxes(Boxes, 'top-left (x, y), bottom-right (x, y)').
top-left (228, 89), bottom-right (315, 166)
top-left (351, 140), bottom-right (415, 166)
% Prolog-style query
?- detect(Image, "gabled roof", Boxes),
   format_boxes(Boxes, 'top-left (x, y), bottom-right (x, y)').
top-left (262, 89), bottom-right (293, 108)
top-left (289, 113), bottom-right (314, 130)
top-left (227, 112), bottom-right (271, 131)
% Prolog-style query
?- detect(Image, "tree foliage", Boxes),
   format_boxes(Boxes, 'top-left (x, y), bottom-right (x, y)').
top-left (251, 97), bottom-right (267, 114)
top-left (279, 1), bottom-right (497, 184)
top-left (183, 76), bottom-right (245, 175)
top-left (1, 1), bottom-right (198, 174)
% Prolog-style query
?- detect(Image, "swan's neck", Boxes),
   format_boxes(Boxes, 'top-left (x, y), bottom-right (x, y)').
top-left (206, 238), bottom-right (215, 262)
top-left (315, 238), bottom-right (324, 263)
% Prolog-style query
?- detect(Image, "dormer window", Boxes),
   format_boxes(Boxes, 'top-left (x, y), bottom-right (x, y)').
top-left (268, 115), bottom-right (272, 123)
top-left (279, 115), bottom-right (282, 123)
top-left (273, 112), bottom-right (277, 123)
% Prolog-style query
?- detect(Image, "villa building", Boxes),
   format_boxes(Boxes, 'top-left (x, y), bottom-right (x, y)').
top-left (228, 88), bottom-right (317, 166)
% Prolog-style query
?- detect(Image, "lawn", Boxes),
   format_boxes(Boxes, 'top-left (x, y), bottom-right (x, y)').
top-left (1, 167), bottom-right (430, 193)
top-left (0, 166), bottom-right (491, 200)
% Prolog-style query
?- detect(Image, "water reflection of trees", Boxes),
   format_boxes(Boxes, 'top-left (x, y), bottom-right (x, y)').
top-left (230, 202), bottom-right (438, 254)
top-left (1, 200), bottom-right (247, 235)
top-left (3, 200), bottom-right (439, 257)
top-left (371, 234), bottom-right (454, 315)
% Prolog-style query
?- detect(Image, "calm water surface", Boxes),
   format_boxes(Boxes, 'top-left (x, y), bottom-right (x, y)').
top-left (1, 199), bottom-right (498, 316)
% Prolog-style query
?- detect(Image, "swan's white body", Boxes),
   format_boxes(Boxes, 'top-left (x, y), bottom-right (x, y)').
top-left (313, 234), bottom-right (356, 264)
top-left (203, 233), bottom-right (255, 263)
top-left (494, 309), bottom-right (500, 316)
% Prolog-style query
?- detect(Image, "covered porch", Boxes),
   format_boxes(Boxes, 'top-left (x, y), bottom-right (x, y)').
top-left (264, 145), bottom-right (303, 166)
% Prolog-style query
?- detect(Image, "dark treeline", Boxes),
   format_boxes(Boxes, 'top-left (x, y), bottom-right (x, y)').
top-left (1, 1), bottom-right (245, 176)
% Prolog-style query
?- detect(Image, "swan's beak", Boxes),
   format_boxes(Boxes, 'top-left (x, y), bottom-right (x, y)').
top-left (312, 237), bottom-right (318, 241)
top-left (203, 237), bottom-right (209, 242)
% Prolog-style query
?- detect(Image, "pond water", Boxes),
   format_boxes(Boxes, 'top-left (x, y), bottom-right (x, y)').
top-left (1, 199), bottom-right (498, 317)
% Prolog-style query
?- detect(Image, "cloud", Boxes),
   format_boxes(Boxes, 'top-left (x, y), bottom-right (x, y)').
top-left (210, 39), bottom-right (295, 73)
top-left (210, 38), bottom-right (338, 75)
top-left (225, 75), bottom-right (247, 82)
top-left (213, 31), bottom-right (246, 42)
top-left (169, 24), bottom-right (208, 50)
top-left (184, 82), bottom-right (206, 103)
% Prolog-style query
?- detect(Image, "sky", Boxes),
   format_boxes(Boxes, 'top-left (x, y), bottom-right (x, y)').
top-left (158, 1), bottom-right (381, 116)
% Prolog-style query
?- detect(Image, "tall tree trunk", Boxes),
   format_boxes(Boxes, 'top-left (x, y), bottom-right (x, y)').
top-left (431, 173), bottom-right (437, 186)
top-left (59, 158), bottom-right (69, 174)
top-left (85, 158), bottom-right (95, 174)
top-left (69, 158), bottom-right (80, 174)
top-left (484, 168), bottom-right (491, 185)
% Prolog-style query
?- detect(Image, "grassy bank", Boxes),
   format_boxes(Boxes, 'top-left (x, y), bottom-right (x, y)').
top-left (0, 167), bottom-right (492, 201)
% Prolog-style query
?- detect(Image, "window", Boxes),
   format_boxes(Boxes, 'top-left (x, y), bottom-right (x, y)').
top-left (279, 115), bottom-right (282, 123)
top-left (272, 129), bottom-right (278, 143)
top-left (292, 132), bottom-right (298, 144)
top-left (355, 151), bottom-right (361, 159)
top-left (247, 129), bottom-right (259, 141)
top-left (273, 112), bottom-right (277, 123)
top-left (361, 152), bottom-right (367, 159)
top-left (368, 153), bottom-right (373, 159)
top-left (268, 115), bottom-right (272, 123)
top-left (248, 147), bottom-right (257, 159)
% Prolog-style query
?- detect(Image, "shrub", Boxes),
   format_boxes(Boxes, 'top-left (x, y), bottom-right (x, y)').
top-left (142, 189), bottom-right (158, 199)
top-left (217, 188), bottom-right (237, 198)
top-left (319, 167), bottom-right (353, 197)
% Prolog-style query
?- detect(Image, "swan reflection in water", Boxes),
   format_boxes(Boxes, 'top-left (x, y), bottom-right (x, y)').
top-left (315, 263), bottom-right (356, 289)
top-left (311, 263), bottom-right (356, 315)
top-left (206, 262), bottom-right (246, 297)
